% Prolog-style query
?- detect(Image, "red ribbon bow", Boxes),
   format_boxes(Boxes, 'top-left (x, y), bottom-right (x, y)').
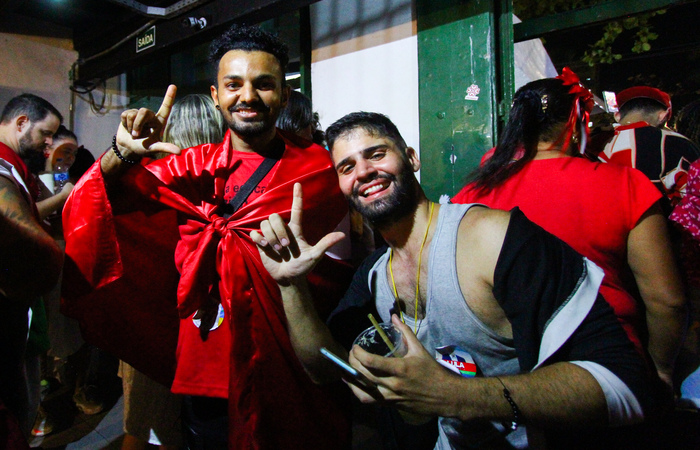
top-left (555, 67), bottom-right (594, 154)
top-left (556, 67), bottom-right (594, 111)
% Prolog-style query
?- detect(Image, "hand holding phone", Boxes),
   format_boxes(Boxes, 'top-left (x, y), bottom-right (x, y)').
top-left (320, 347), bottom-right (377, 390)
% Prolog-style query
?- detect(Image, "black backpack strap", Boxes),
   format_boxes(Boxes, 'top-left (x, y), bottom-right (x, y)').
top-left (220, 139), bottom-right (284, 218)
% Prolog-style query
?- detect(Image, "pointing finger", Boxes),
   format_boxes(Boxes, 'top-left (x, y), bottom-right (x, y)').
top-left (156, 84), bottom-right (177, 125)
top-left (289, 183), bottom-right (303, 232)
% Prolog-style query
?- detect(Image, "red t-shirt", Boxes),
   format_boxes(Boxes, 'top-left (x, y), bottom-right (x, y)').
top-left (453, 157), bottom-right (661, 352)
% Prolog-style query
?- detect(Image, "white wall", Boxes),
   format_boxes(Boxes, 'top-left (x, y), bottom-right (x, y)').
top-left (310, 0), bottom-right (420, 156)
top-left (0, 33), bottom-right (75, 128)
top-left (71, 75), bottom-right (128, 157)
top-left (0, 32), bottom-right (124, 159)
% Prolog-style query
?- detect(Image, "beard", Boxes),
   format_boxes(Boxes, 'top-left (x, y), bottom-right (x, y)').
top-left (18, 134), bottom-right (47, 174)
top-left (348, 160), bottom-right (418, 228)
top-left (224, 101), bottom-right (275, 137)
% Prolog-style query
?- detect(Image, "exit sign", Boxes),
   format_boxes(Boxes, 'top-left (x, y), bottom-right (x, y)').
top-left (136, 26), bottom-right (156, 53)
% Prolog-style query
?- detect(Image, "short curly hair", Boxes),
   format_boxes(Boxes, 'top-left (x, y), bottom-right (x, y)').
top-left (209, 24), bottom-right (289, 82)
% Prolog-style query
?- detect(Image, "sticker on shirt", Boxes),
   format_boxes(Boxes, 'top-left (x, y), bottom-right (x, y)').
top-left (192, 303), bottom-right (225, 331)
top-left (435, 345), bottom-right (477, 378)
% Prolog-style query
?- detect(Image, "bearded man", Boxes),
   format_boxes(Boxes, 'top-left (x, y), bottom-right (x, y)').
top-left (0, 93), bottom-right (63, 439)
top-left (62, 25), bottom-right (350, 449)
top-left (251, 112), bottom-right (657, 449)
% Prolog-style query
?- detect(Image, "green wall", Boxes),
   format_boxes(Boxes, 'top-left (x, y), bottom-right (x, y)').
top-left (417, 0), bottom-right (512, 200)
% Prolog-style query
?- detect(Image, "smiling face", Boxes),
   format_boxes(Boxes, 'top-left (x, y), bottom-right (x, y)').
top-left (211, 50), bottom-right (289, 140)
top-left (331, 129), bottom-right (420, 227)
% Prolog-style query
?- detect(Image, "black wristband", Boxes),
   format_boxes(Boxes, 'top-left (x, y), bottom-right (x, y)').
top-left (112, 135), bottom-right (139, 164)
top-left (495, 376), bottom-right (521, 431)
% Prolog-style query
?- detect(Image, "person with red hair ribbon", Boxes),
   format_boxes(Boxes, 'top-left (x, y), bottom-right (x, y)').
top-left (453, 70), bottom-right (687, 400)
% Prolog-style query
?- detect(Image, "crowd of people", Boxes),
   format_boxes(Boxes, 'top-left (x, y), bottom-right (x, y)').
top-left (1, 23), bottom-right (699, 450)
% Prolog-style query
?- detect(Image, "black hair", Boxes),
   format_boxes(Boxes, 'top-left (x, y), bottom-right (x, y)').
top-left (53, 124), bottom-right (77, 142)
top-left (277, 90), bottom-right (314, 134)
top-left (68, 146), bottom-right (96, 182)
top-left (1, 93), bottom-right (63, 124)
top-left (209, 24), bottom-right (289, 82)
top-left (674, 99), bottom-right (700, 147)
top-left (276, 90), bottom-right (325, 145)
top-left (471, 78), bottom-right (580, 192)
top-left (619, 97), bottom-right (667, 118)
top-left (326, 112), bottom-right (407, 154)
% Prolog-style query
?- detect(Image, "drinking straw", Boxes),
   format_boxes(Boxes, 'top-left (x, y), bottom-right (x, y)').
top-left (368, 313), bottom-right (395, 352)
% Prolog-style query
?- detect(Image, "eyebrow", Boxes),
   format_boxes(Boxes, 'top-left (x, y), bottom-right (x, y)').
top-left (221, 73), bottom-right (278, 82)
top-left (334, 144), bottom-right (388, 170)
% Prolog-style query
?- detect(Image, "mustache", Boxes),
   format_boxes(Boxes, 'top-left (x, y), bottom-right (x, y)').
top-left (351, 173), bottom-right (396, 197)
top-left (230, 101), bottom-right (270, 114)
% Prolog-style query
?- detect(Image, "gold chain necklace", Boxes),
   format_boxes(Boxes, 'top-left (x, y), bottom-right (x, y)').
top-left (388, 201), bottom-right (435, 334)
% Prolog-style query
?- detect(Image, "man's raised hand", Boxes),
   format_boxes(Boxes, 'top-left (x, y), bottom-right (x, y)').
top-left (116, 84), bottom-right (181, 158)
top-left (250, 183), bottom-right (345, 285)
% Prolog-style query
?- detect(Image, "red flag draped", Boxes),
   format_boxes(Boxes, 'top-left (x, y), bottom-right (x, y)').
top-left (62, 131), bottom-right (352, 448)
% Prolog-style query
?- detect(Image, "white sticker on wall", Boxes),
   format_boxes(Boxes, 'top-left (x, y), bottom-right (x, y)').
top-left (465, 84), bottom-right (480, 101)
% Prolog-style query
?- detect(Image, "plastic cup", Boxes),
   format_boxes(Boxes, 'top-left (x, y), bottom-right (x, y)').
top-left (353, 322), bottom-right (407, 357)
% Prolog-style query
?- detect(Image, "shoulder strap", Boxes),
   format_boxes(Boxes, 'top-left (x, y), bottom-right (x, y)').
top-left (221, 138), bottom-right (284, 218)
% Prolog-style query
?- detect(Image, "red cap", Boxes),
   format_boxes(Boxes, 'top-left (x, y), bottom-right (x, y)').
top-left (616, 86), bottom-right (671, 111)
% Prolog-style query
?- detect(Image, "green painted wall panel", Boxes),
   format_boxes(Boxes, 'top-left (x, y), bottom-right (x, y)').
top-left (417, 0), bottom-right (499, 200)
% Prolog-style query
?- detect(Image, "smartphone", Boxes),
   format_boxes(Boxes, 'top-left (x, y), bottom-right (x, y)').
top-left (603, 91), bottom-right (619, 113)
top-left (320, 347), bottom-right (377, 389)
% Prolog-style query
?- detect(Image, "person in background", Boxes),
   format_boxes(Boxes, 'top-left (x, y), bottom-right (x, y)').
top-left (43, 125), bottom-right (78, 173)
top-left (35, 125), bottom-right (76, 221)
top-left (276, 89), bottom-right (325, 146)
top-left (670, 99), bottom-right (700, 408)
top-left (452, 71), bottom-right (687, 397)
top-left (119, 94), bottom-right (224, 450)
top-left (160, 93), bottom-right (226, 150)
top-left (31, 129), bottom-right (98, 438)
top-left (674, 99), bottom-right (700, 146)
top-left (597, 86), bottom-right (700, 213)
top-left (0, 93), bottom-right (63, 441)
top-left (68, 146), bottom-right (96, 185)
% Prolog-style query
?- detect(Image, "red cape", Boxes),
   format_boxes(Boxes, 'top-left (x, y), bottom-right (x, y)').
top-left (62, 131), bottom-right (353, 448)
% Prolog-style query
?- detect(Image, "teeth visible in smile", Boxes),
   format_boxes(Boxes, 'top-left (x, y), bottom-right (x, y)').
top-left (363, 184), bottom-right (384, 196)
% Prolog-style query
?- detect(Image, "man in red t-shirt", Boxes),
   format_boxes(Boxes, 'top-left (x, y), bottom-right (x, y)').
top-left (63, 25), bottom-right (350, 449)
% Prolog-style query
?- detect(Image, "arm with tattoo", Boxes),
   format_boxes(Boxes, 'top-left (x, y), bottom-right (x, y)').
top-left (0, 176), bottom-right (63, 299)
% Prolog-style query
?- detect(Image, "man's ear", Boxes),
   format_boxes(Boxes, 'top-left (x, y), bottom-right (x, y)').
top-left (657, 108), bottom-right (671, 127)
top-left (16, 115), bottom-right (29, 132)
top-left (613, 111), bottom-right (622, 123)
top-left (210, 85), bottom-right (219, 107)
top-left (406, 147), bottom-right (421, 172)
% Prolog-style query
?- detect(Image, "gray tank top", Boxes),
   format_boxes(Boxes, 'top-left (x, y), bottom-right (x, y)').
top-left (371, 203), bottom-right (527, 449)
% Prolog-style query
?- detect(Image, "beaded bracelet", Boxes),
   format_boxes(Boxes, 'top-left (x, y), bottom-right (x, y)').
top-left (111, 135), bottom-right (139, 164)
top-left (494, 376), bottom-right (521, 431)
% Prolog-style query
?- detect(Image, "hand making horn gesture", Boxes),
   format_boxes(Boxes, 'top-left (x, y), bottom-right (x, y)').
top-left (115, 84), bottom-right (182, 160)
top-left (251, 183), bottom-right (345, 285)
